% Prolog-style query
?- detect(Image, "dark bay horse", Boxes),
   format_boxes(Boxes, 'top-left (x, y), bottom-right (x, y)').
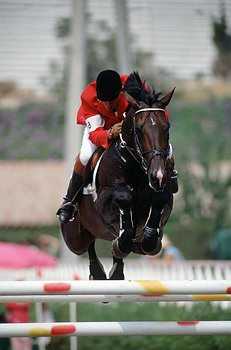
top-left (61, 74), bottom-right (175, 280)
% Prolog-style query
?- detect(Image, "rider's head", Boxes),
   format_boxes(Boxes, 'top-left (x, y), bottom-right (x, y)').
top-left (96, 70), bottom-right (122, 102)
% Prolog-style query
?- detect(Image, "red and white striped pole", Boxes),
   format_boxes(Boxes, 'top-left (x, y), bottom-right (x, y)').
top-left (0, 280), bottom-right (231, 296)
top-left (0, 321), bottom-right (231, 337)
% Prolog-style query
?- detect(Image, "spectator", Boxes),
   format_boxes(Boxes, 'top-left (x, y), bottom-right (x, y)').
top-left (210, 229), bottom-right (231, 260)
top-left (145, 234), bottom-right (184, 263)
top-left (159, 235), bottom-right (184, 262)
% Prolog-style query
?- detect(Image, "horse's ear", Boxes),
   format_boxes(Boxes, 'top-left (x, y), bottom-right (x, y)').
top-left (124, 92), bottom-right (140, 108)
top-left (158, 88), bottom-right (175, 108)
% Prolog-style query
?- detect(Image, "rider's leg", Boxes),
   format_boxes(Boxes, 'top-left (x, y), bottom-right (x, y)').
top-left (56, 157), bottom-right (85, 224)
top-left (57, 128), bottom-right (97, 224)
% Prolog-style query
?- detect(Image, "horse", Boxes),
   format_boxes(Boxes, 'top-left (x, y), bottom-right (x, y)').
top-left (60, 73), bottom-right (175, 280)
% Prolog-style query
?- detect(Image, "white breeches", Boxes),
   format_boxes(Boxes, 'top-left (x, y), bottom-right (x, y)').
top-left (79, 127), bottom-right (97, 166)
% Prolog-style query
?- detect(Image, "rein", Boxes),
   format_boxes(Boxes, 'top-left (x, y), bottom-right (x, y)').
top-left (117, 107), bottom-right (172, 174)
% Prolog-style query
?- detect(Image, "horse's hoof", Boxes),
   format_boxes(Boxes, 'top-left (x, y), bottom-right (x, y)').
top-left (142, 238), bottom-right (158, 253)
top-left (132, 239), bottom-right (162, 256)
top-left (109, 261), bottom-right (125, 280)
top-left (141, 238), bottom-right (162, 256)
top-left (142, 227), bottom-right (159, 253)
top-left (112, 239), bottom-right (130, 258)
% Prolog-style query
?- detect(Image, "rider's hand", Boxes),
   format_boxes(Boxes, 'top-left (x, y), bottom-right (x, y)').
top-left (108, 121), bottom-right (123, 139)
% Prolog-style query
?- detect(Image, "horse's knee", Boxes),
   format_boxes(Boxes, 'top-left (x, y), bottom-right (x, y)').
top-left (113, 184), bottom-right (133, 209)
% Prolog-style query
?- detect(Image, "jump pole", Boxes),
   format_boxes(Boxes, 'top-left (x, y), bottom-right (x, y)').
top-left (0, 321), bottom-right (231, 337)
top-left (0, 280), bottom-right (231, 295)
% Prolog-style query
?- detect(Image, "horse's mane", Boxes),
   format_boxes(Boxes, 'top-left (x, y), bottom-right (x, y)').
top-left (124, 71), bottom-right (162, 106)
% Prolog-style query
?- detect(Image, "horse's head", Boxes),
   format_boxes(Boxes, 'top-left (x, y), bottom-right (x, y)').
top-left (122, 73), bottom-right (175, 192)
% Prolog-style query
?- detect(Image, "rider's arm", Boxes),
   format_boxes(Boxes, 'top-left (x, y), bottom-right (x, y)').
top-left (84, 114), bottom-right (109, 148)
top-left (87, 117), bottom-right (122, 148)
top-left (89, 127), bottom-right (111, 149)
top-left (76, 84), bottom-right (120, 149)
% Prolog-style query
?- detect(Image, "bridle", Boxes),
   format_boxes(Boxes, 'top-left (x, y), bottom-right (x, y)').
top-left (118, 107), bottom-right (172, 174)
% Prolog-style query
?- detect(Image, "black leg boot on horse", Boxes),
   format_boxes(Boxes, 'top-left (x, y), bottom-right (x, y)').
top-left (141, 206), bottom-right (162, 255)
top-left (57, 157), bottom-right (85, 224)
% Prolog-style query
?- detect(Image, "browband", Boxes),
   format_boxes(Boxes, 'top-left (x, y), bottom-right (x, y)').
top-left (135, 108), bottom-right (165, 114)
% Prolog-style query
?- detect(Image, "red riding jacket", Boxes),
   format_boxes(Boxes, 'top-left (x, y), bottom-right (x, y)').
top-left (76, 75), bottom-right (129, 149)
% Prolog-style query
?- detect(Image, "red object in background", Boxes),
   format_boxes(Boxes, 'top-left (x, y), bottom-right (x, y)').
top-left (0, 242), bottom-right (57, 269)
top-left (6, 303), bottom-right (30, 323)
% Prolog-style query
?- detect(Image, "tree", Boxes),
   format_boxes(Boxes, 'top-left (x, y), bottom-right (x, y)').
top-left (212, 1), bottom-right (231, 79)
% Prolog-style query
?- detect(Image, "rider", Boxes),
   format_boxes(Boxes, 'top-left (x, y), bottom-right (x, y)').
top-left (57, 69), bottom-right (178, 224)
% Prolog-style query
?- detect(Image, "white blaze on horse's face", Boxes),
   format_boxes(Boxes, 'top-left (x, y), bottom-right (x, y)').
top-left (135, 107), bottom-right (169, 192)
top-left (150, 116), bottom-right (156, 126)
top-left (156, 167), bottom-right (163, 187)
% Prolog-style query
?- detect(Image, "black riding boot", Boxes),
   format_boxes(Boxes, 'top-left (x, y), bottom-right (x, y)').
top-left (57, 171), bottom-right (83, 224)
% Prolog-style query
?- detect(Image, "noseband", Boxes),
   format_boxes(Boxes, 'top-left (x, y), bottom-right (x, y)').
top-left (119, 107), bottom-right (172, 173)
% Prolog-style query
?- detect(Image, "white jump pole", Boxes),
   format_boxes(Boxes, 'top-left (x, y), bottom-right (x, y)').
top-left (1, 294), bottom-right (231, 303)
top-left (0, 321), bottom-right (231, 337)
top-left (0, 280), bottom-right (231, 295)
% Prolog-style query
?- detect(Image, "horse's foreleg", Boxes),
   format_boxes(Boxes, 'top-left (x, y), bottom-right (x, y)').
top-left (141, 206), bottom-right (162, 254)
top-left (88, 241), bottom-right (107, 280)
top-left (112, 207), bottom-right (134, 258)
top-left (141, 191), bottom-right (173, 255)
top-left (109, 256), bottom-right (125, 280)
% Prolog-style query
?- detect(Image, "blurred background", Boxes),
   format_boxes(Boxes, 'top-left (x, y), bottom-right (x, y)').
top-left (1, 1), bottom-right (231, 350)
top-left (0, 0), bottom-right (231, 261)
